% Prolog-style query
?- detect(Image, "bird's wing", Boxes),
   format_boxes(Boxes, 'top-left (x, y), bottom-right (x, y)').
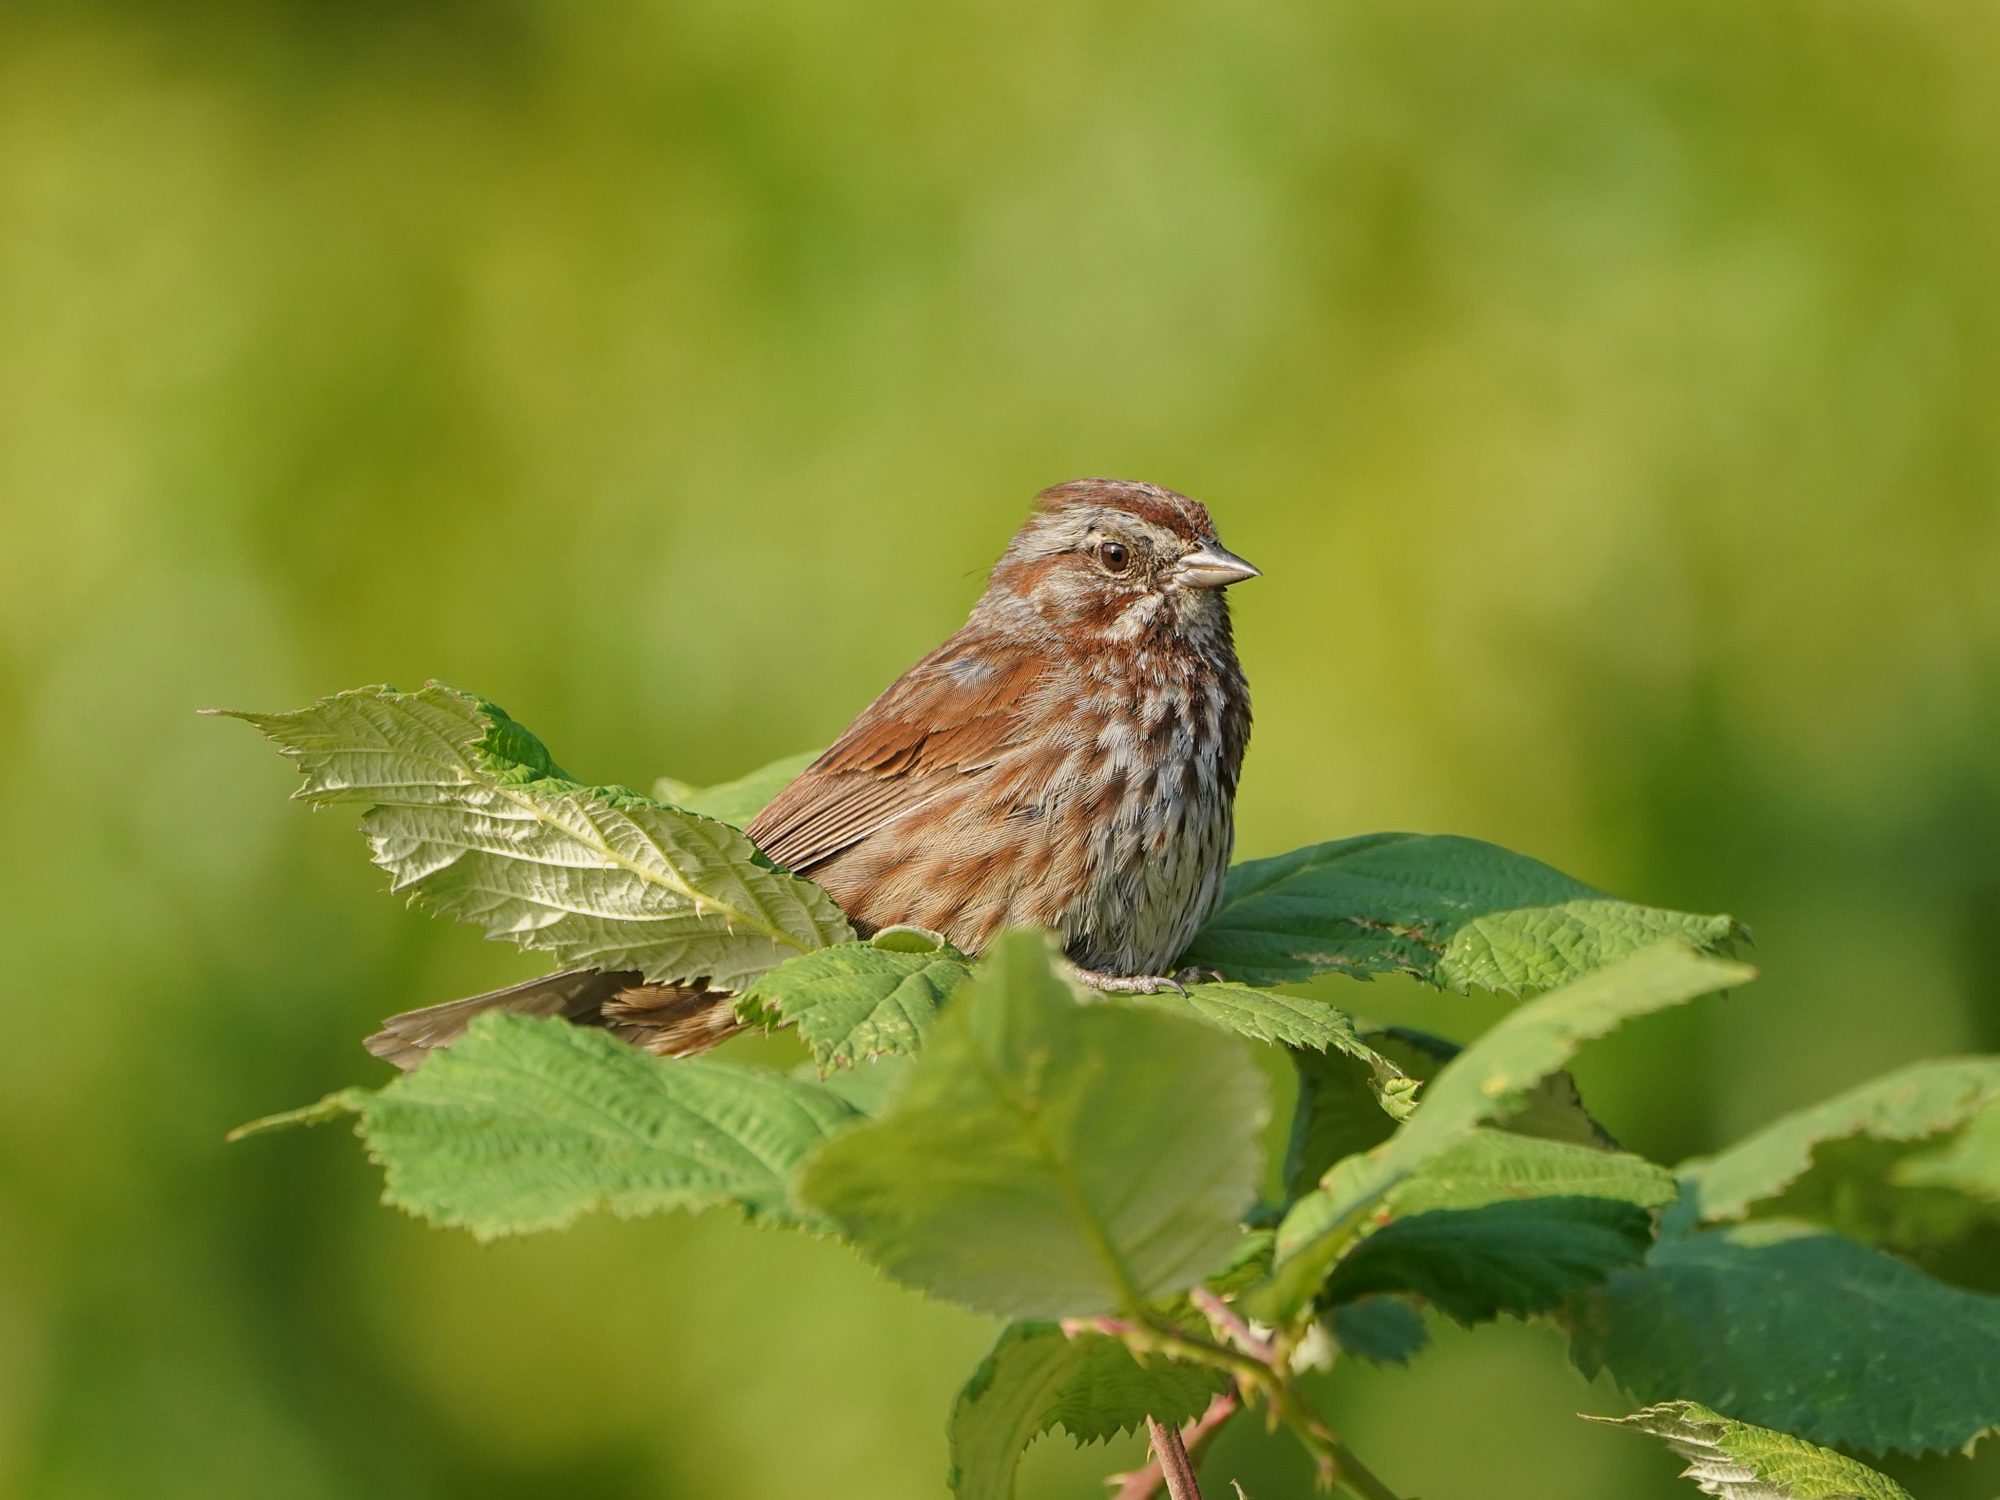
top-left (745, 633), bottom-right (1047, 874)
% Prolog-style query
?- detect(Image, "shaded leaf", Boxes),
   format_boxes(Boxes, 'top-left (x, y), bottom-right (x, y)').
top-left (949, 1324), bottom-right (1224, 1500)
top-left (1328, 1297), bottom-right (1430, 1367)
top-left (1588, 1402), bottom-right (1913, 1500)
top-left (1202, 1228), bottom-right (1276, 1300)
top-left (1328, 1197), bottom-right (1656, 1325)
top-left (1282, 1048), bottom-right (1405, 1204)
top-left (1250, 944), bottom-right (1750, 1322)
top-left (1319, 1132), bottom-right (1673, 1324)
top-left (217, 684), bottom-right (853, 991)
top-left (798, 932), bottom-right (1269, 1320)
top-left (1568, 1223), bottom-right (2000, 1457)
top-left (1183, 833), bottom-right (1745, 992)
top-left (738, 930), bottom-right (973, 1071)
top-left (264, 1013), bottom-right (864, 1239)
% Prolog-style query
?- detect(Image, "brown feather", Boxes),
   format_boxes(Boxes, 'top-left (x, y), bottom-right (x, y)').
top-left (367, 971), bottom-right (736, 1068)
top-left (600, 981), bottom-right (747, 1057)
top-left (364, 969), bottom-right (642, 1070)
top-left (744, 637), bottom-right (1046, 874)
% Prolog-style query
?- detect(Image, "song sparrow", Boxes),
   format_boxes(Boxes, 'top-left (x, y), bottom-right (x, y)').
top-left (368, 478), bottom-right (1257, 1067)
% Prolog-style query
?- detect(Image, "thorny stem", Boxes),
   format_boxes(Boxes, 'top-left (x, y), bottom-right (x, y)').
top-left (1189, 1287), bottom-right (1272, 1359)
top-left (1069, 1308), bottom-right (1406, 1500)
top-left (1145, 1417), bottom-right (1203, 1500)
top-left (1115, 1394), bottom-right (1240, 1500)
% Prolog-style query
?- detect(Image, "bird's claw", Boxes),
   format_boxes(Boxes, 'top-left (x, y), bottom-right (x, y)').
top-left (1074, 969), bottom-right (1190, 997)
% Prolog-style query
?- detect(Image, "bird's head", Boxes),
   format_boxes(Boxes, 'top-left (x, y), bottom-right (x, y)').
top-left (984, 478), bottom-right (1259, 641)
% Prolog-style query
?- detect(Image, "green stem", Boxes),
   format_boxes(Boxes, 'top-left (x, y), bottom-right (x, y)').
top-left (1130, 1313), bottom-right (1405, 1500)
top-left (1324, 1438), bottom-right (1405, 1500)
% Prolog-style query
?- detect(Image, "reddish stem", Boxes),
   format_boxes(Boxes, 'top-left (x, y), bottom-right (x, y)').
top-left (1115, 1394), bottom-right (1241, 1500)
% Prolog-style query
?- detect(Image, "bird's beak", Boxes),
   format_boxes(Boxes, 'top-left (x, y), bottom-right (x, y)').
top-left (1179, 540), bottom-right (1261, 590)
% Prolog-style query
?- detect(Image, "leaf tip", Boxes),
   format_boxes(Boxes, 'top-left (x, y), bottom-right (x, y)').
top-left (226, 1089), bottom-right (368, 1142)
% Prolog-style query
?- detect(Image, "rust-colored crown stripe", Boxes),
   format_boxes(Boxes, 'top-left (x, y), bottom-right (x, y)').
top-left (1032, 478), bottom-right (1218, 542)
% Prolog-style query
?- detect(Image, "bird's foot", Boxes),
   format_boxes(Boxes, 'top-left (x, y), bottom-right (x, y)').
top-left (1073, 968), bottom-right (1210, 997)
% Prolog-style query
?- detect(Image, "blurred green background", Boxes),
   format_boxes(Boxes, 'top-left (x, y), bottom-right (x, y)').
top-left (3, 0), bottom-right (1997, 1495)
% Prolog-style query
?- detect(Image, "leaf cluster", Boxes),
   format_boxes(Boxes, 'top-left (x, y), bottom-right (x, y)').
top-left (225, 684), bottom-right (1999, 1500)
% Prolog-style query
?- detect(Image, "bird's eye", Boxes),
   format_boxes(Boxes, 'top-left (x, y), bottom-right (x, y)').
top-left (1097, 540), bottom-right (1133, 575)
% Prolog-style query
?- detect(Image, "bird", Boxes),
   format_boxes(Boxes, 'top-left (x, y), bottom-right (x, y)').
top-left (366, 478), bottom-right (1258, 1068)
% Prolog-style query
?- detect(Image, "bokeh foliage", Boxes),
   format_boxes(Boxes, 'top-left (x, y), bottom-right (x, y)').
top-left (1, 1), bottom-right (1996, 1497)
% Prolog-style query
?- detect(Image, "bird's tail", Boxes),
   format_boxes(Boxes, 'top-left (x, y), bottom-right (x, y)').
top-left (365, 969), bottom-right (744, 1070)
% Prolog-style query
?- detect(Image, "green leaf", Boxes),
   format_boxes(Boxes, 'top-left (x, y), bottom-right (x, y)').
top-left (1365, 1130), bottom-right (1677, 1219)
top-left (1202, 1228), bottom-right (1276, 1300)
top-left (1318, 1132), bottom-right (1673, 1324)
top-left (797, 931), bottom-right (1270, 1320)
top-left (1249, 943), bottom-right (1751, 1322)
top-left (1282, 1026), bottom-right (1624, 1208)
top-left (738, 932), bottom-right (974, 1071)
top-left (1367, 1026), bottom-right (1620, 1149)
top-left (216, 684), bottom-right (853, 991)
top-left (948, 1324), bottom-right (1224, 1500)
top-left (280, 1012), bottom-right (864, 1239)
top-left (1326, 1199), bottom-right (1654, 1325)
top-left (1282, 1048), bottom-right (1406, 1203)
top-left (792, 1054), bottom-right (916, 1117)
top-left (1898, 1097), bottom-right (2000, 1203)
top-left (226, 1089), bottom-right (372, 1141)
top-left (1138, 982), bottom-right (1382, 1057)
top-left (1182, 833), bottom-right (1746, 992)
top-left (1568, 1223), bottom-right (2000, 1457)
top-left (1328, 1297), bottom-right (1430, 1367)
top-left (1367, 943), bottom-right (1752, 1171)
top-left (1674, 1057), bottom-right (2000, 1228)
top-left (653, 748), bottom-right (820, 828)
top-left (1588, 1402), bottom-right (1914, 1500)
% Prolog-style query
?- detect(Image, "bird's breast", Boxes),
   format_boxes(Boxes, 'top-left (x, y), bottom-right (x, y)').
top-left (1051, 648), bottom-right (1248, 974)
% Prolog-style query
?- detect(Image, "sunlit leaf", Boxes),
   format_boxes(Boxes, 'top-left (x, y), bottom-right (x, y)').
top-left (798, 932), bottom-right (1269, 1320)
top-left (1898, 1097), bottom-right (2000, 1204)
top-left (1587, 1401), bottom-right (1913, 1499)
top-left (738, 929), bottom-right (974, 1071)
top-left (1138, 981), bottom-right (1381, 1057)
top-left (1283, 1025), bottom-right (1624, 1207)
top-left (216, 684), bottom-right (853, 991)
top-left (246, 1013), bottom-right (865, 1239)
top-left (1366, 1026), bottom-right (1619, 1149)
top-left (1675, 1057), bottom-right (2000, 1226)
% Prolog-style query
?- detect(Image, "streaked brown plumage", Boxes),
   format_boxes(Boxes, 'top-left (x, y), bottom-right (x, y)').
top-left (368, 478), bottom-right (1256, 1069)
